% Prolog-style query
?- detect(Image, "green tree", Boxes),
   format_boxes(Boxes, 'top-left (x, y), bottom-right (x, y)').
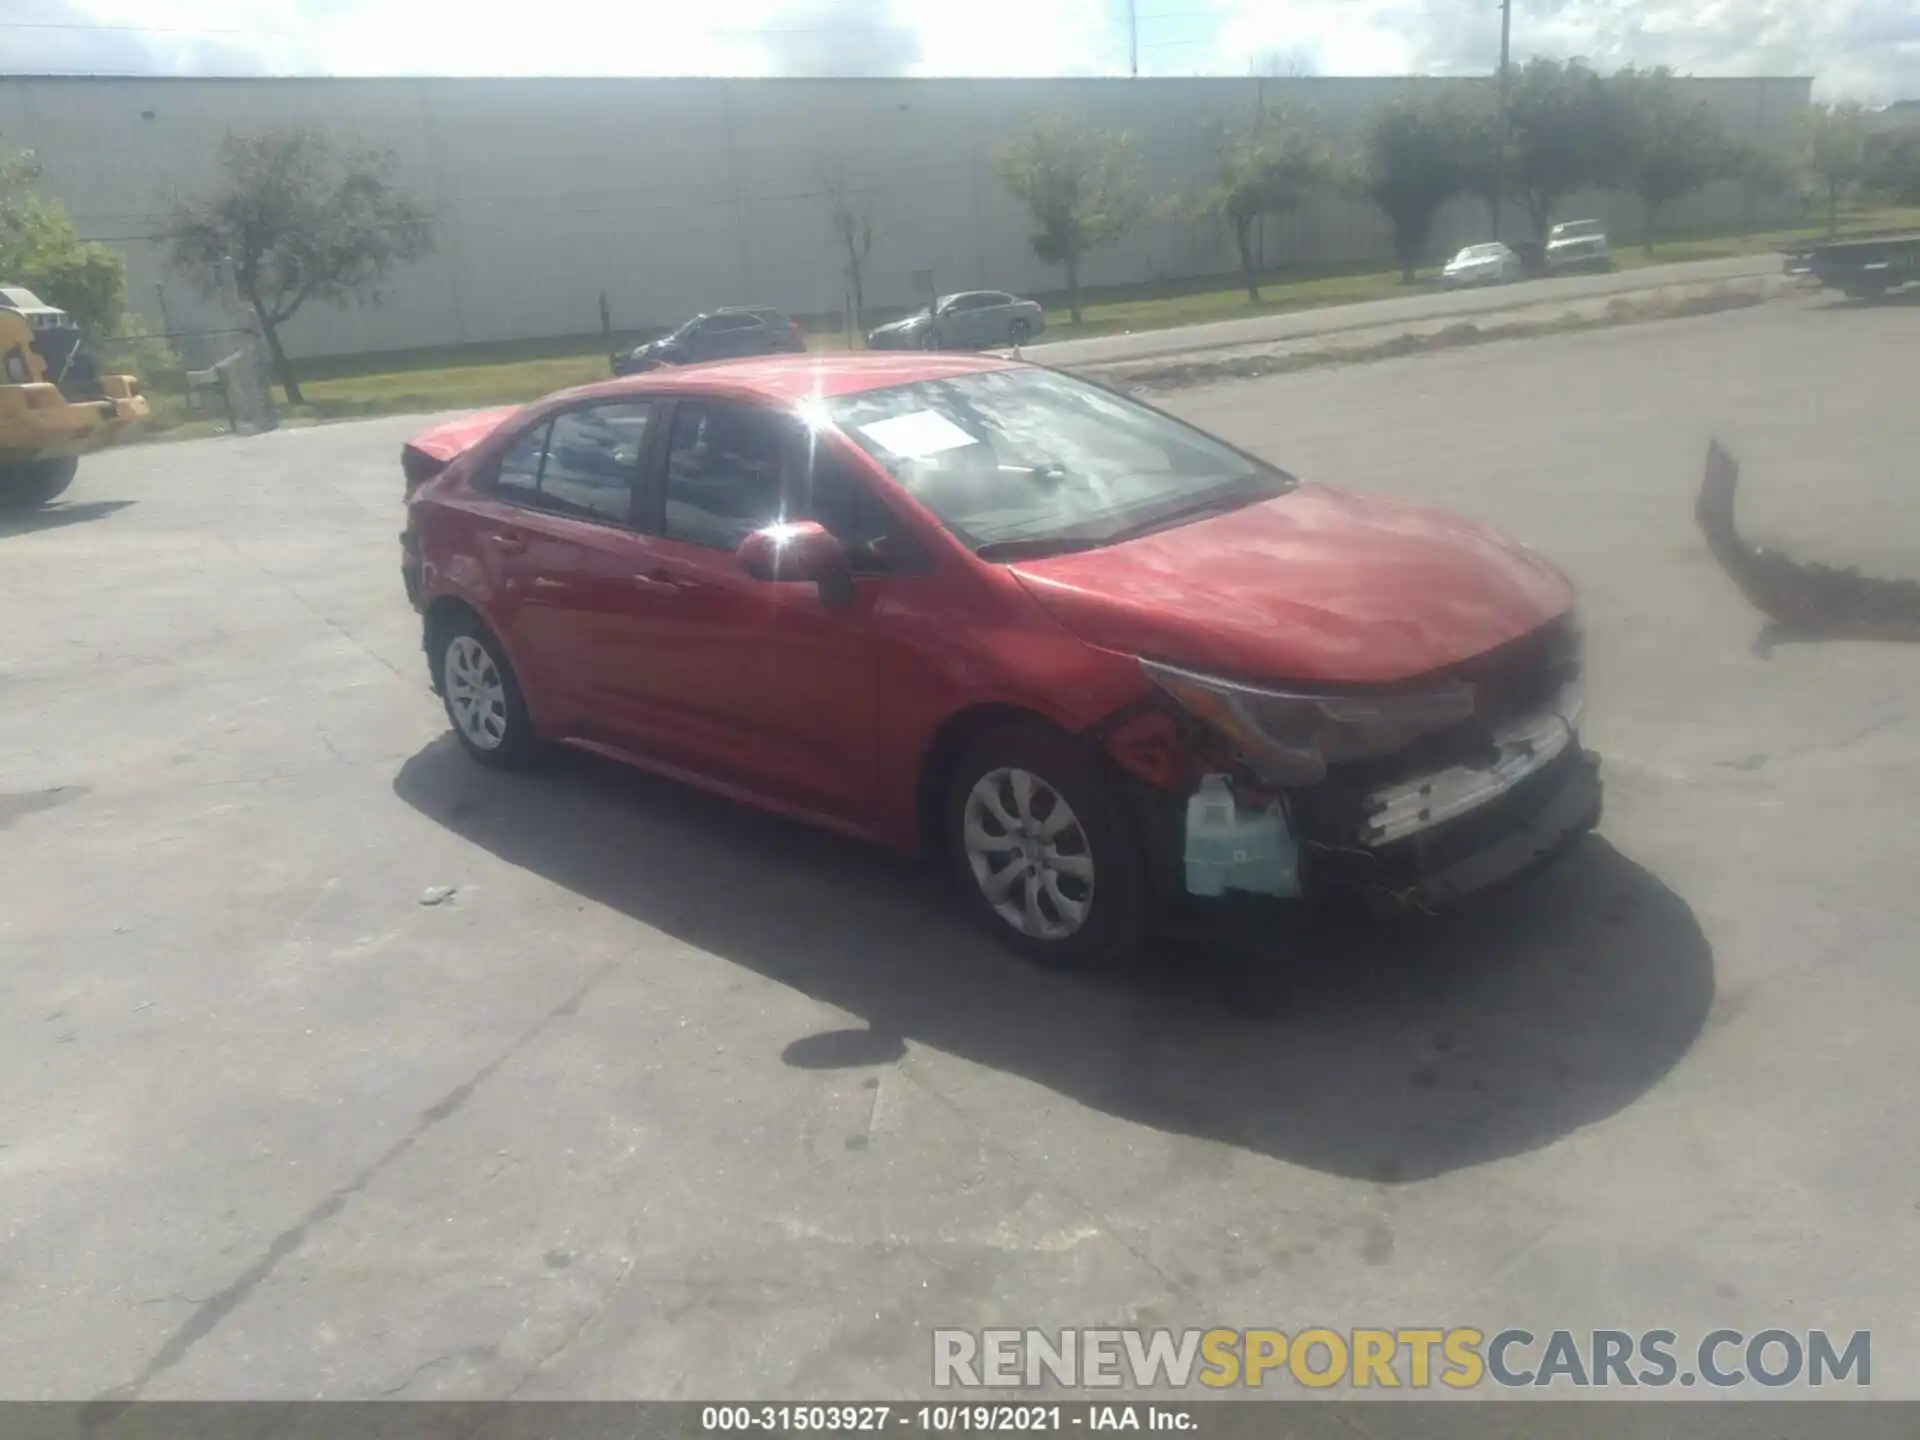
top-left (1802, 101), bottom-right (1873, 236)
top-left (0, 144), bottom-right (127, 337)
top-left (1205, 107), bottom-right (1329, 302)
top-left (996, 117), bottom-right (1150, 324)
top-left (1726, 142), bottom-right (1801, 234)
top-left (1866, 127), bottom-right (1920, 206)
top-left (1503, 57), bottom-right (1621, 240)
top-left (165, 126), bottom-right (433, 404)
top-left (1608, 67), bottom-right (1733, 253)
top-left (1362, 95), bottom-right (1477, 283)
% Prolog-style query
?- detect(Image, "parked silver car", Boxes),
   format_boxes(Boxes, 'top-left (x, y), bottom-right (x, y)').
top-left (866, 291), bottom-right (1046, 351)
top-left (1442, 242), bottom-right (1524, 287)
top-left (1545, 219), bottom-right (1612, 273)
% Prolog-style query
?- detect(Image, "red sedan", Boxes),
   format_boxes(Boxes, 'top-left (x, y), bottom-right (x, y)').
top-left (400, 354), bottom-right (1598, 967)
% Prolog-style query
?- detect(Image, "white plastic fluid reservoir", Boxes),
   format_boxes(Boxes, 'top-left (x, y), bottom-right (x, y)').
top-left (1183, 774), bottom-right (1301, 899)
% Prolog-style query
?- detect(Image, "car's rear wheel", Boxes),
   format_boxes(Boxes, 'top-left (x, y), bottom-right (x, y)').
top-left (942, 725), bottom-right (1150, 969)
top-left (434, 615), bottom-right (540, 769)
top-left (0, 457), bottom-right (79, 510)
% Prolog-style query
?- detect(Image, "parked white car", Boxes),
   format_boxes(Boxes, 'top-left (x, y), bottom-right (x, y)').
top-left (1545, 219), bottom-right (1612, 273)
top-left (1442, 242), bottom-right (1524, 287)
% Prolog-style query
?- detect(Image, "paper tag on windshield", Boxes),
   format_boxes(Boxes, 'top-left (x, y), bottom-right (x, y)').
top-left (859, 410), bottom-right (976, 459)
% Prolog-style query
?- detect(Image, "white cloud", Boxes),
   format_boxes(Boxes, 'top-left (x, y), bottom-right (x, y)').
top-left (1205, 0), bottom-right (1917, 100)
top-left (9, 0), bottom-right (1916, 98)
top-left (905, 0), bottom-right (1120, 78)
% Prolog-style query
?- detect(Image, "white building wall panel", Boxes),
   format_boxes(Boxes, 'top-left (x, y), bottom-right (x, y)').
top-left (0, 74), bottom-right (1813, 359)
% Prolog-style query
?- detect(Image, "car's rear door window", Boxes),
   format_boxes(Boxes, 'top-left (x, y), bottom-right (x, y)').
top-left (536, 403), bottom-right (654, 525)
top-left (494, 424), bottom-right (547, 500)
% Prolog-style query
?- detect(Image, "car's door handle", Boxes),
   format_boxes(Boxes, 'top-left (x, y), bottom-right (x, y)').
top-left (486, 532), bottom-right (527, 556)
top-left (631, 569), bottom-right (687, 593)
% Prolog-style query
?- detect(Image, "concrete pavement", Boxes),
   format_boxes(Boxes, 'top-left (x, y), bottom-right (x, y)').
top-left (2, 290), bottom-right (1916, 1403)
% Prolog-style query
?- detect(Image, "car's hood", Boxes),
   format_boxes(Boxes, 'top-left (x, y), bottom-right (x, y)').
top-left (1006, 483), bottom-right (1574, 686)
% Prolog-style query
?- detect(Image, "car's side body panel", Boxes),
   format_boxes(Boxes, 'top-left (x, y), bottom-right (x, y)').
top-left (406, 357), bottom-right (1156, 853)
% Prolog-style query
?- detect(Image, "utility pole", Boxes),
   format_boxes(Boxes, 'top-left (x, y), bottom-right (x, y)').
top-left (1128, 0), bottom-right (1139, 77)
top-left (1492, 0), bottom-right (1512, 241)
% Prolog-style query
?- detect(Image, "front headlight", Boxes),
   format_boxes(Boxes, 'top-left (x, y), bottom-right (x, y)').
top-left (1142, 659), bottom-right (1476, 785)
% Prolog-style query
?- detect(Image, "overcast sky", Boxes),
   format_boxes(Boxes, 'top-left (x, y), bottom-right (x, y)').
top-left (3, 0), bottom-right (1914, 101)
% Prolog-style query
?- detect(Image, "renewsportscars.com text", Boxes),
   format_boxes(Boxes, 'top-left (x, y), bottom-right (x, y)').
top-left (932, 1327), bottom-right (1872, 1391)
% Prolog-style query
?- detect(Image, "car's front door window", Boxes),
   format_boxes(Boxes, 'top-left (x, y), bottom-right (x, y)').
top-left (661, 402), bottom-right (791, 549)
top-left (797, 442), bottom-right (931, 575)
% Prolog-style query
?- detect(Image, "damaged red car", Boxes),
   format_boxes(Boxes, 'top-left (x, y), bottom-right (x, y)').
top-left (400, 354), bottom-right (1598, 967)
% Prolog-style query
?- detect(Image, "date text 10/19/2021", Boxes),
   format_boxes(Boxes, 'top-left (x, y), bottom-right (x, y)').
top-left (701, 1406), bottom-right (1193, 1432)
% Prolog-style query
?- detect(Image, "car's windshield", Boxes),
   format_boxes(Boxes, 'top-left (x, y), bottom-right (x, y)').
top-left (827, 368), bottom-right (1293, 558)
top-left (1457, 245), bottom-right (1502, 259)
top-left (1554, 221), bottom-right (1599, 238)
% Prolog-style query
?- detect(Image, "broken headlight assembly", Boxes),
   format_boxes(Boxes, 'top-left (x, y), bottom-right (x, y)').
top-left (1543, 612), bottom-right (1586, 724)
top-left (1140, 659), bottom-right (1477, 786)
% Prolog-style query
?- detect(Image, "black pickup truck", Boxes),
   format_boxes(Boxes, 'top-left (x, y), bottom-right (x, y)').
top-left (1782, 231), bottom-right (1920, 301)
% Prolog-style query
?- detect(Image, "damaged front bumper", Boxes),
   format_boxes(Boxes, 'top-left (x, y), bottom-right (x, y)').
top-left (1147, 706), bottom-right (1601, 914)
top-left (1314, 741), bottom-right (1602, 909)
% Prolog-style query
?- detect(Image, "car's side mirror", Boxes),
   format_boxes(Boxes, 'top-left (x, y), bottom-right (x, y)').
top-left (737, 520), bottom-right (856, 610)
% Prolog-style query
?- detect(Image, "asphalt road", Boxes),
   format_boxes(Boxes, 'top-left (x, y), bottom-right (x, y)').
top-left (4, 292), bottom-right (1917, 1405)
top-left (1021, 253), bottom-right (1782, 367)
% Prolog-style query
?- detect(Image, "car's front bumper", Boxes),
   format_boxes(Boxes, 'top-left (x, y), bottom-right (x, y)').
top-left (1308, 742), bottom-right (1602, 909)
top-left (1130, 735), bottom-right (1603, 923)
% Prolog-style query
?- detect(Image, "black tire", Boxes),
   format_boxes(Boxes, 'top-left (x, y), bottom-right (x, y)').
top-left (941, 724), bottom-right (1151, 970)
top-left (1007, 318), bottom-right (1032, 346)
top-left (0, 457), bottom-right (79, 511)
top-left (429, 612), bottom-right (542, 769)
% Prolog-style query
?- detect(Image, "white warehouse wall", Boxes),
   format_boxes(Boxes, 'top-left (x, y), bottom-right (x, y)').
top-left (0, 74), bottom-right (1814, 360)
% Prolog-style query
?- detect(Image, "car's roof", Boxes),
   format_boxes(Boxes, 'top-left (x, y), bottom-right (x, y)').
top-left (553, 351), bottom-right (1021, 406)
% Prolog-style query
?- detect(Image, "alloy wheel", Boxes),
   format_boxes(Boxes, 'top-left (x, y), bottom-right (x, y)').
top-left (445, 635), bottom-right (509, 751)
top-left (962, 767), bottom-right (1097, 940)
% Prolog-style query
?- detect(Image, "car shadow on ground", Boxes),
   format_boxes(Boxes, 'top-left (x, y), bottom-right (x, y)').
top-left (394, 738), bottom-right (1715, 1184)
top-left (0, 499), bottom-right (134, 537)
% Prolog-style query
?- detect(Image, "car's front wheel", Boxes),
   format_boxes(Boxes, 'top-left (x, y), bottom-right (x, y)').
top-left (1007, 318), bottom-right (1033, 346)
top-left (942, 725), bottom-right (1150, 969)
top-left (434, 614), bottom-right (541, 768)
